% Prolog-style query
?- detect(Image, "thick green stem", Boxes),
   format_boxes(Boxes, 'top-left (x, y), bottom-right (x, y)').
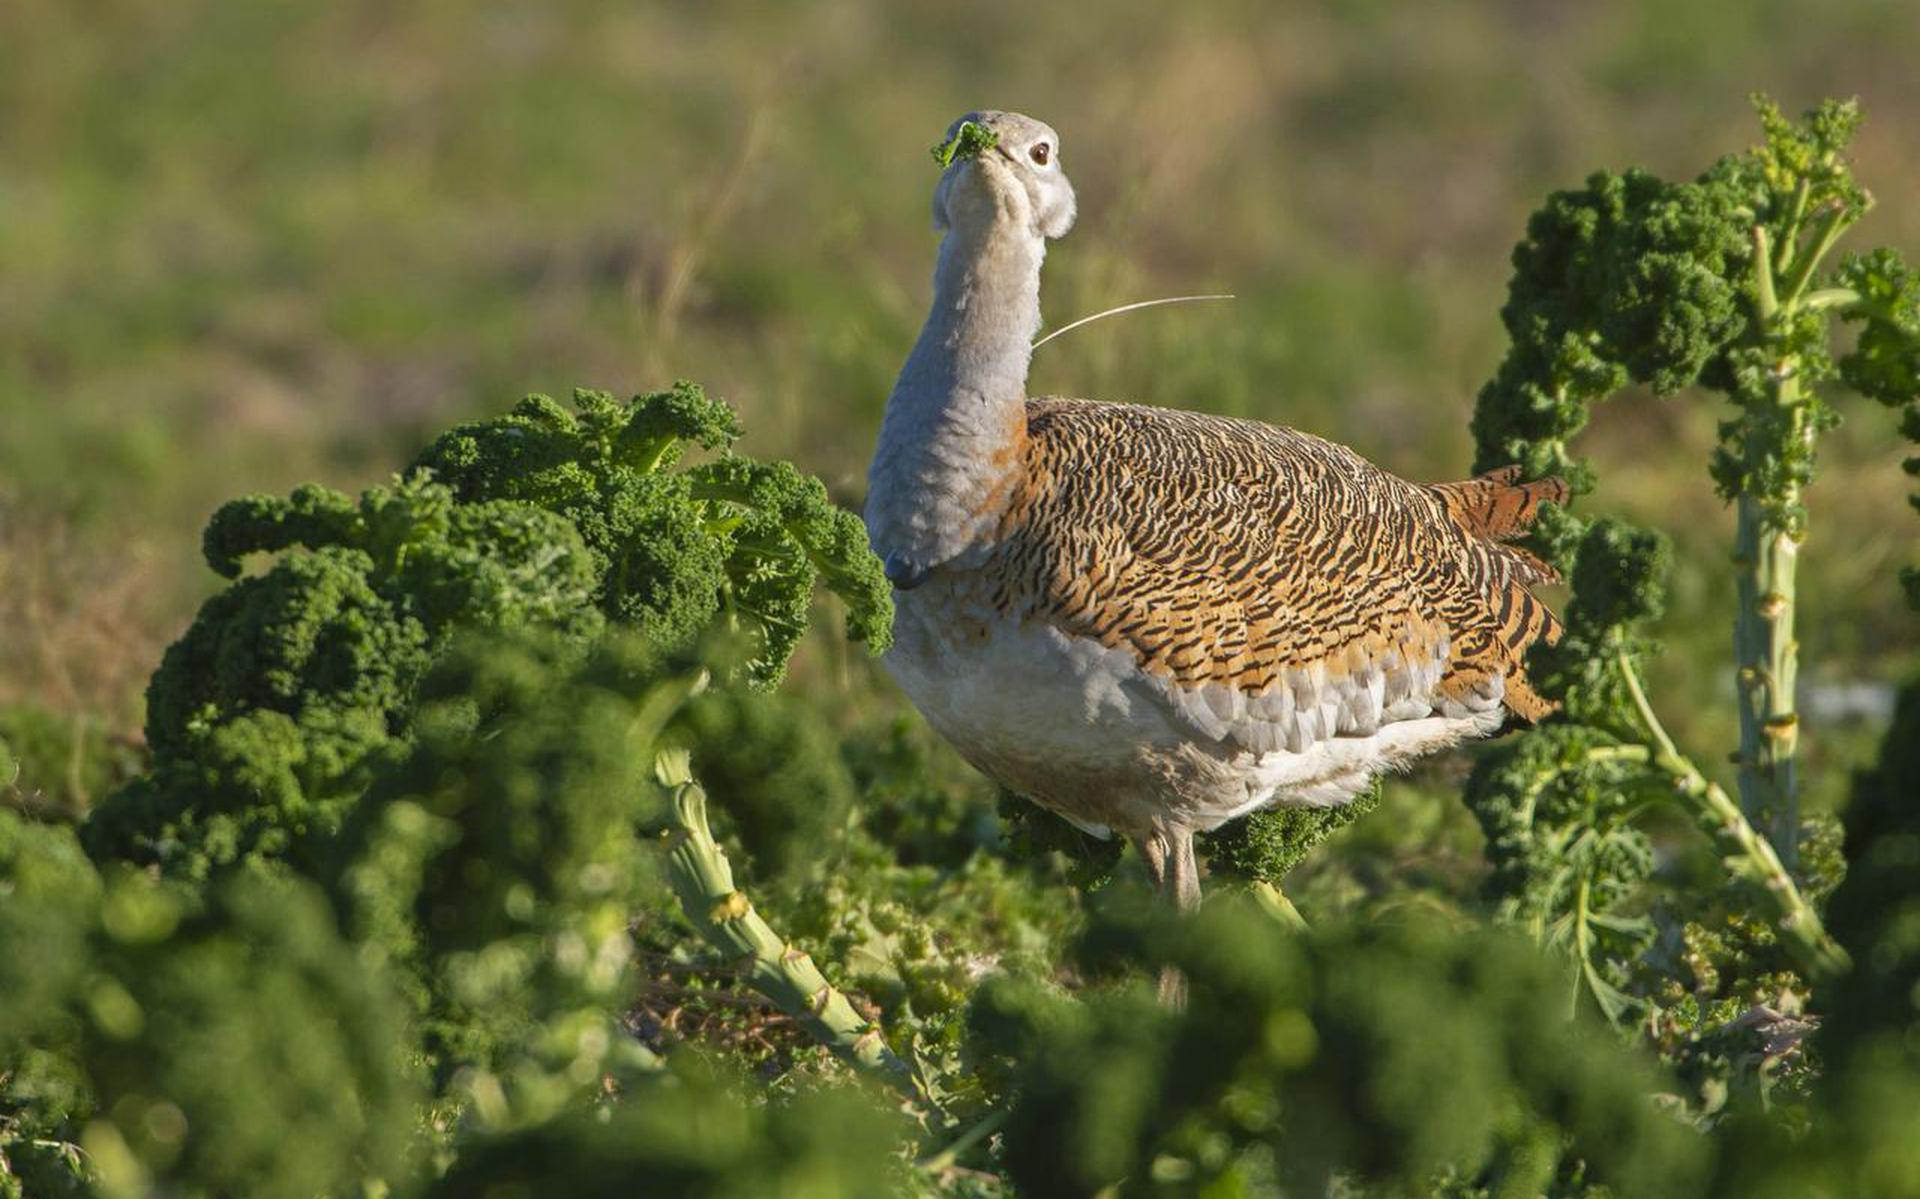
top-left (1777, 201), bottom-right (1856, 309)
top-left (1616, 655), bottom-right (1847, 978)
top-left (652, 750), bottom-right (916, 1094)
top-left (1773, 178), bottom-right (1811, 277)
top-left (1250, 880), bottom-right (1310, 932)
top-left (1733, 488), bottom-right (1802, 871)
top-left (1752, 226), bottom-right (1779, 319)
top-left (1570, 874), bottom-right (1596, 1020)
top-left (1800, 286), bottom-right (1862, 314)
top-left (916, 1108), bottom-right (1011, 1173)
top-left (1732, 230), bottom-right (1807, 870)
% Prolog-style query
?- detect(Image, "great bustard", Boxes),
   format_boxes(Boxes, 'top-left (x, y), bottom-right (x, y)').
top-left (865, 110), bottom-right (1566, 911)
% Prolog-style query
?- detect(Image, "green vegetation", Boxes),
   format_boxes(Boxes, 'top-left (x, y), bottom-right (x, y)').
top-left (976, 903), bottom-right (1708, 1197)
top-left (83, 475), bottom-right (600, 879)
top-left (1464, 100), bottom-right (1918, 1040)
top-left (931, 120), bottom-right (1000, 168)
top-left (81, 383), bottom-right (887, 882)
top-left (0, 814), bottom-right (420, 1199)
top-left (4, 4), bottom-right (1920, 1196)
top-left (328, 632), bottom-right (671, 1127)
top-left (3, 384), bottom-right (917, 1194)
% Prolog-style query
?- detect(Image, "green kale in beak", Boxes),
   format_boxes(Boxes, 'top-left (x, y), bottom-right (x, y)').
top-left (931, 120), bottom-right (999, 168)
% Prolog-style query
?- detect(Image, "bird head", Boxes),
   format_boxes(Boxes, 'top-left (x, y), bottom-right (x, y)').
top-left (930, 110), bottom-right (1076, 241)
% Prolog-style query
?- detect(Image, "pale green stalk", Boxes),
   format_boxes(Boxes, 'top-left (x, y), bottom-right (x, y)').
top-left (1616, 654), bottom-right (1848, 978)
top-left (1731, 474), bottom-right (1802, 870)
top-left (1731, 226), bottom-right (1807, 869)
top-left (653, 749), bottom-right (916, 1093)
top-left (916, 1108), bottom-right (1010, 1173)
top-left (1250, 880), bottom-right (1310, 933)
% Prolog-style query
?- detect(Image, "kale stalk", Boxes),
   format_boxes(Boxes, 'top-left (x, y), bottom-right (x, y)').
top-left (1714, 101), bottom-right (1871, 870)
top-left (1462, 96), bottom-right (1920, 1005)
top-left (653, 748), bottom-right (919, 1097)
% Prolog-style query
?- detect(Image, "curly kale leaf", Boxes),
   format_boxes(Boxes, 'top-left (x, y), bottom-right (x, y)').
top-left (409, 388), bottom-right (729, 649)
top-left (689, 455), bottom-right (893, 682)
top-left (413, 383), bottom-right (890, 684)
top-left (1484, 172), bottom-right (1744, 388)
top-left (1465, 723), bottom-right (1659, 1020)
top-left (615, 378), bottom-right (744, 468)
top-left (930, 120), bottom-right (998, 168)
top-left (327, 632), bottom-right (667, 1115)
top-left (91, 382), bottom-right (890, 878)
top-left (1473, 167), bottom-right (1752, 491)
top-left (422, 1057), bottom-right (903, 1199)
top-left (1834, 247), bottom-right (1920, 600)
top-left (0, 840), bottom-right (420, 1199)
top-left (976, 901), bottom-right (1705, 1197)
top-left (84, 478), bottom-right (602, 879)
top-left (1528, 518), bottom-right (1672, 722)
top-left (1836, 248), bottom-right (1920, 406)
top-left (994, 791), bottom-right (1127, 892)
top-left (1200, 780), bottom-right (1382, 886)
top-left (1472, 98), bottom-right (1869, 526)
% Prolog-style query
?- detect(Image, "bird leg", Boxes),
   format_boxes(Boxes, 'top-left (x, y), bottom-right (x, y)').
top-left (1138, 827), bottom-right (1202, 1007)
top-left (1167, 829), bottom-right (1201, 913)
top-left (1138, 827), bottom-right (1202, 911)
top-left (1138, 831), bottom-right (1169, 893)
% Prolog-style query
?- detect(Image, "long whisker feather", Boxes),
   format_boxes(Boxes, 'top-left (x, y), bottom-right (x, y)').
top-left (1031, 294), bottom-right (1236, 351)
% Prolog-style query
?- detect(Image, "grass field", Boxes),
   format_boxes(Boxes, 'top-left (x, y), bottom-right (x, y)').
top-left (3, 0), bottom-right (1916, 821)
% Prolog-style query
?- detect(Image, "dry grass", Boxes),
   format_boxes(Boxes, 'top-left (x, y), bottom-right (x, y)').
top-left (0, 509), bottom-right (164, 730)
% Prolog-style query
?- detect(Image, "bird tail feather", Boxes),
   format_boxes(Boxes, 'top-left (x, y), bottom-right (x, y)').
top-left (1431, 465), bottom-right (1571, 723)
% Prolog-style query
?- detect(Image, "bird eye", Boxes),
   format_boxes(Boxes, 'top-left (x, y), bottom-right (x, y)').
top-left (1030, 142), bottom-right (1051, 166)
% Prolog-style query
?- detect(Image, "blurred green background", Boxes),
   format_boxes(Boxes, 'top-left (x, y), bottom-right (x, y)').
top-left (2, 0), bottom-right (1915, 818)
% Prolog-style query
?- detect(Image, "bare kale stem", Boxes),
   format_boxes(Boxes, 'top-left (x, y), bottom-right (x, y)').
top-left (1616, 654), bottom-right (1847, 978)
top-left (1732, 225), bottom-right (1805, 870)
top-left (1731, 195), bottom-right (1863, 871)
top-left (653, 749), bottom-right (920, 1097)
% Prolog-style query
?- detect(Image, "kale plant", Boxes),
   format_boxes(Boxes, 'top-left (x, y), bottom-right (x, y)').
top-left (0, 814), bottom-right (421, 1199)
top-left (973, 898), bottom-right (1708, 1198)
top-left (423, 1056), bottom-right (906, 1199)
top-left (82, 478), bottom-right (600, 879)
top-left (1464, 97), bottom-right (1920, 1058)
top-left (5, 380), bottom-right (903, 1195)
top-left (326, 631), bottom-right (672, 1129)
top-left (83, 383), bottom-right (890, 881)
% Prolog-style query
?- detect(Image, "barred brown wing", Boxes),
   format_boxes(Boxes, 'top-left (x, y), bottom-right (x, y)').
top-left (990, 398), bottom-right (1562, 748)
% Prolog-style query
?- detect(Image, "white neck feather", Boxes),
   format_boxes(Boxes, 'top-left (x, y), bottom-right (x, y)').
top-left (867, 208), bottom-right (1044, 582)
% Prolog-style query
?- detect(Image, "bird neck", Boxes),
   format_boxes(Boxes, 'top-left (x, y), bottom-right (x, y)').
top-left (868, 212), bottom-right (1044, 577)
top-left (904, 214), bottom-right (1044, 405)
